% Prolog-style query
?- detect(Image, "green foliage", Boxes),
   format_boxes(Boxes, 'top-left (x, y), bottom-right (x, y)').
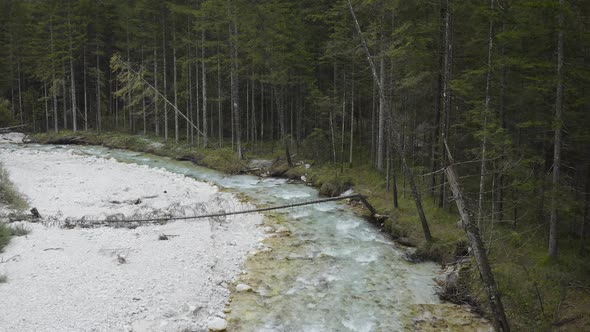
top-left (0, 223), bottom-right (10, 253)
top-left (0, 163), bottom-right (28, 211)
top-left (0, 99), bottom-right (17, 127)
top-left (300, 128), bottom-right (331, 163)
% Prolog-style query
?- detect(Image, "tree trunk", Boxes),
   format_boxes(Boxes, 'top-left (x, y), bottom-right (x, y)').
top-left (260, 81), bottom-right (264, 142)
top-left (44, 82), bottom-right (49, 132)
top-left (443, 138), bottom-right (510, 332)
top-left (477, 0), bottom-right (495, 230)
top-left (63, 61), bottom-right (68, 130)
top-left (549, 0), bottom-right (565, 258)
top-left (163, 20), bottom-right (168, 140)
top-left (370, 80), bottom-right (376, 166)
top-left (377, 46), bottom-right (385, 172)
top-left (141, 46), bottom-right (146, 135)
top-left (96, 34), bottom-right (102, 133)
top-left (173, 24), bottom-right (179, 143)
top-left (68, 12), bottom-right (77, 132)
top-left (50, 15), bottom-right (58, 132)
top-left (195, 42), bottom-right (200, 146)
top-left (348, 0), bottom-right (432, 242)
top-left (430, 3), bottom-right (445, 200)
top-left (340, 87), bottom-right (346, 174)
top-left (218, 53), bottom-right (222, 148)
top-left (229, 21), bottom-right (243, 159)
top-left (201, 30), bottom-right (208, 148)
top-left (153, 37), bottom-right (158, 136)
top-left (349, 63), bottom-right (354, 168)
top-left (83, 47), bottom-right (88, 131)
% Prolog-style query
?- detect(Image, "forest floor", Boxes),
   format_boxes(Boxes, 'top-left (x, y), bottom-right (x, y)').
top-left (0, 139), bottom-right (264, 331)
top-left (29, 130), bottom-right (590, 331)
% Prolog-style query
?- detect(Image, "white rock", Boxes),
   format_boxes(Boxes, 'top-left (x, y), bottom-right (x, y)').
top-left (235, 283), bottom-right (252, 292)
top-left (275, 226), bottom-right (289, 233)
top-left (207, 317), bottom-right (228, 331)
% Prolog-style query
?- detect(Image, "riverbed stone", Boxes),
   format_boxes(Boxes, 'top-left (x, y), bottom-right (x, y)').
top-left (207, 317), bottom-right (227, 331)
top-left (235, 283), bottom-right (252, 292)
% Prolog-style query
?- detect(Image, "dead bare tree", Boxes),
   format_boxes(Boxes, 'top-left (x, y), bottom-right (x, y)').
top-left (443, 136), bottom-right (510, 332)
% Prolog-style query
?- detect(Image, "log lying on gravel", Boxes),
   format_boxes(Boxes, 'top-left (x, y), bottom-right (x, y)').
top-left (7, 208), bottom-right (42, 222)
top-left (0, 124), bottom-right (27, 133)
top-left (46, 136), bottom-right (87, 145)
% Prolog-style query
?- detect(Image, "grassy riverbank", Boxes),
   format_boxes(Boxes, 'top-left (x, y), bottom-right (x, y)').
top-left (0, 161), bottom-right (29, 262)
top-left (30, 130), bottom-right (589, 330)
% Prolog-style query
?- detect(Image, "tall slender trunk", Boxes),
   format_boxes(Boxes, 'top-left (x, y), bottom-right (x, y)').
top-left (141, 46), bottom-right (146, 135)
top-left (477, 0), bottom-right (495, 230)
top-left (377, 45), bottom-right (385, 171)
top-left (549, 0), bottom-right (565, 258)
top-left (17, 60), bottom-right (23, 124)
top-left (260, 82), bottom-right (264, 141)
top-left (44, 82), bottom-right (49, 132)
top-left (246, 80), bottom-right (250, 144)
top-left (195, 42), bottom-right (200, 146)
top-left (349, 63), bottom-right (355, 168)
top-left (340, 87), bottom-right (346, 174)
top-left (96, 34), bottom-right (102, 133)
top-left (188, 40), bottom-right (193, 144)
top-left (163, 20), bottom-right (168, 140)
top-left (50, 16), bottom-right (58, 132)
top-left (229, 21), bottom-right (242, 159)
top-left (126, 21), bottom-right (132, 131)
top-left (115, 78), bottom-right (118, 128)
top-left (370, 80), bottom-right (376, 166)
top-left (63, 61), bottom-right (68, 129)
top-left (201, 30), bottom-right (208, 148)
top-left (218, 54), bottom-right (222, 147)
top-left (153, 36), bottom-right (158, 136)
top-left (443, 138), bottom-right (510, 332)
top-left (173, 24), bottom-right (179, 143)
top-left (83, 47), bottom-right (88, 131)
top-left (251, 79), bottom-right (256, 144)
top-left (439, 0), bottom-right (453, 210)
top-left (348, 0), bottom-right (432, 242)
top-left (68, 12), bottom-right (77, 132)
top-left (430, 3), bottom-right (445, 199)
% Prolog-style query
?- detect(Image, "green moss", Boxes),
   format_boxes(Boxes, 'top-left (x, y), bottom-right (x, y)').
top-left (0, 223), bottom-right (11, 253)
top-left (0, 165), bottom-right (28, 212)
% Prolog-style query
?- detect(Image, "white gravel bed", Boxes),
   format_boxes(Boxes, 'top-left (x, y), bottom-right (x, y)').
top-left (0, 147), bottom-right (263, 332)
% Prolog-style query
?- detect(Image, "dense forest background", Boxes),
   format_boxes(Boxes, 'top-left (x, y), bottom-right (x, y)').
top-left (1, 0), bottom-right (589, 329)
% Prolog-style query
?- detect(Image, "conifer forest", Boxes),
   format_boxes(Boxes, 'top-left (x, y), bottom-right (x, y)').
top-left (0, 0), bottom-right (589, 331)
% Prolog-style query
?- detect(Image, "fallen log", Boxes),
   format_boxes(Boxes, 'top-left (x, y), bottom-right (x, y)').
top-left (0, 124), bottom-right (27, 133)
top-left (45, 194), bottom-right (378, 227)
top-left (443, 137), bottom-right (510, 332)
top-left (46, 136), bottom-right (86, 145)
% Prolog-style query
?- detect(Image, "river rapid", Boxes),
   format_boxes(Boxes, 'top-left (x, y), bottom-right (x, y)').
top-left (2, 142), bottom-right (491, 331)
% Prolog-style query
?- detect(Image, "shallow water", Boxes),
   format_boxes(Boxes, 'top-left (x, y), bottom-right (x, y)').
top-left (3, 144), bottom-right (491, 331)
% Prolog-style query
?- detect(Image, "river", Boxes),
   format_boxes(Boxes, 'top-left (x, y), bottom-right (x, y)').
top-left (2, 143), bottom-right (491, 331)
